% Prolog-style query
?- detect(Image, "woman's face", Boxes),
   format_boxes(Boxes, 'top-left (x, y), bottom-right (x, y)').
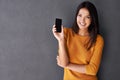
top-left (77, 8), bottom-right (91, 30)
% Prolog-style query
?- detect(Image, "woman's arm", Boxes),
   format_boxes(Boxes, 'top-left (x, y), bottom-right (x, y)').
top-left (57, 39), bottom-right (69, 67)
top-left (52, 25), bottom-right (69, 67)
top-left (54, 26), bottom-right (86, 74)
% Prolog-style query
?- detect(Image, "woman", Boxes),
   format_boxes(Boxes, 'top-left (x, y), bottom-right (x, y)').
top-left (52, 1), bottom-right (104, 80)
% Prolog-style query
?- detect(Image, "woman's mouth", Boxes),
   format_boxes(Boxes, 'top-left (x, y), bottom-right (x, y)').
top-left (80, 22), bottom-right (86, 26)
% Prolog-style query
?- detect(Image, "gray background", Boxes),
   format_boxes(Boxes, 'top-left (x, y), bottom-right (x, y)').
top-left (0, 0), bottom-right (119, 80)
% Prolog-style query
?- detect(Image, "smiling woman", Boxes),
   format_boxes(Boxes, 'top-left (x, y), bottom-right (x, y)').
top-left (52, 1), bottom-right (104, 80)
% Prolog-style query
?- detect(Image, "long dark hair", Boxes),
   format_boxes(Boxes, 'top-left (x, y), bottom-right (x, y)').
top-left (72, 1), bottom-right (99, 50)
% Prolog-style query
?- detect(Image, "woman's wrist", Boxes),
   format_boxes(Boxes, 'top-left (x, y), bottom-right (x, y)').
top-left (58, 38), bottom-right (65, 43)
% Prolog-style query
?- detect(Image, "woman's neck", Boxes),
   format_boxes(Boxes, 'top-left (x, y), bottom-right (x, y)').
top-left (78, 29), bottom-right (89, 36)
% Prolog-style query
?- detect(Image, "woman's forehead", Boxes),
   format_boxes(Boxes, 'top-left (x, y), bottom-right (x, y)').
top-left (78, 8), bottom-right (90, 15)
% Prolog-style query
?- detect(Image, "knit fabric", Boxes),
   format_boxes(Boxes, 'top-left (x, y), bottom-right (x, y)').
top-left (63, 27), bottom-right (104, 80)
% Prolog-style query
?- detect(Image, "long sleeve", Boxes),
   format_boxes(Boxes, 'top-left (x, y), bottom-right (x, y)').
top-left (85, 35), bottom-right (104, 75)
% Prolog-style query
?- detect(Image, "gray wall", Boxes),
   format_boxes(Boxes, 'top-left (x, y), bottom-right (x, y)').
top-left (0, 0), bottom-right (119, 80)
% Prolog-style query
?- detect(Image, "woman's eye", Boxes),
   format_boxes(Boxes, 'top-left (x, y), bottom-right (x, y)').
top-left (87, 16), bottom-right (91, 19)
top-left (78, 14), bottom-right (82, 17)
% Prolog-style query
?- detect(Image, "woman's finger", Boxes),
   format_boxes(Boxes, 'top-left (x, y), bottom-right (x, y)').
top-left (52, 25), bottom-right (57, 32)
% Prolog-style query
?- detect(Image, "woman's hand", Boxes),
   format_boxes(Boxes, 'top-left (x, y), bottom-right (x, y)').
top-left (52, 25), bottom-right (64, 41)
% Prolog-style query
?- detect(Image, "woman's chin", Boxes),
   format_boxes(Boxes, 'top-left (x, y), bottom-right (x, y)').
top-left (79, 26), bottom-right (88, 30)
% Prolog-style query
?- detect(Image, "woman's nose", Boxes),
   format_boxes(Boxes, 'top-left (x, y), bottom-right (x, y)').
top-left (81, 17), bottom-right (85, 23)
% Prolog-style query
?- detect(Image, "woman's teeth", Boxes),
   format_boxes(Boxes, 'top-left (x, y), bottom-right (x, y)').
top-left (80, 23), bottom-right (85, 26)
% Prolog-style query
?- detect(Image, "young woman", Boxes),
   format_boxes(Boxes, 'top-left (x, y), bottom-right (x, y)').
top-left (52, 1), bottom-right (104, 80)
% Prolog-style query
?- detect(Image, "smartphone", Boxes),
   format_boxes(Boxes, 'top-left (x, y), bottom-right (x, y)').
top-left (55, 18), bottom-right (62, 32)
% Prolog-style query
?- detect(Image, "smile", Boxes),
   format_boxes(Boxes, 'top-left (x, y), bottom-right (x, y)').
top-left (80, 23), bottom-right (86, 26)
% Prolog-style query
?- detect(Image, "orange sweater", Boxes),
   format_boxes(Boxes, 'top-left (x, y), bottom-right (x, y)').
top-left (63, 27), bottom-right (104, 80)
